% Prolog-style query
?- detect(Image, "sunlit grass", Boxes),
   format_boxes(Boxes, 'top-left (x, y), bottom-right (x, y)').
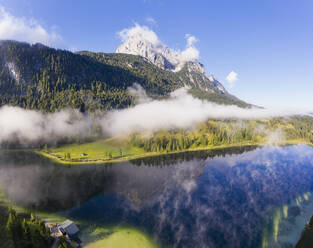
top-left (41, 136), bottom-right (145, 163)
top-left (83, 226), bottom-right (158, 248)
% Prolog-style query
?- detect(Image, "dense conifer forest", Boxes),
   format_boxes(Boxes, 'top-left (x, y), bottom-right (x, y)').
top-left (0, 208), bottom-right (54, 248)
top-left (0, 40), bottom-right (249, 112)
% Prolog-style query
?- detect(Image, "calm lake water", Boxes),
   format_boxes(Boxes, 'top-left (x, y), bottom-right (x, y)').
top-left (1, 145), bottom-right (313, 248)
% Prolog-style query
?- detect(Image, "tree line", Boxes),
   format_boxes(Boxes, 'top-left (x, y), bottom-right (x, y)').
top-left (5, 209), bottom-right (52, 248)
top-left (129, 117), bottom-right (313, 153)
top-left (1, 207), bottom-right (73, 248)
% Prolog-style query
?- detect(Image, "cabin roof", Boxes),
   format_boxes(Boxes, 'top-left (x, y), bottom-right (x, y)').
top-left (59, 220), bottom-right (79, 236)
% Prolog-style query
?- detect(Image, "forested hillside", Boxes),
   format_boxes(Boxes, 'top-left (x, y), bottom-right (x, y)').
top-left (79, 51), bottom-right (249, 107)
top-left (0, 40), bottom-right (249, 112)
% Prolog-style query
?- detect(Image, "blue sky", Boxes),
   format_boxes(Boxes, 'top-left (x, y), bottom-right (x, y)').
top-left (0, 0), bottom-right (312, 110)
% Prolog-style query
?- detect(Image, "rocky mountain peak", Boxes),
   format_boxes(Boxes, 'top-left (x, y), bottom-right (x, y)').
top-left (116, 34), bottom-right (230, 95)
top-left (116, 34), bottom-right (202, 73)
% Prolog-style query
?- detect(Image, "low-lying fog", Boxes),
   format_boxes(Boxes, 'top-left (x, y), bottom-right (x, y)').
top-left (0, 84), bottom-right (308, 146)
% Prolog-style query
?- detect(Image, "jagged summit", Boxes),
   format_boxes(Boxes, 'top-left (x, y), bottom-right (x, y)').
top-left (116, 34), bottom-right (200, 73)
top-left (116, 33), bottom-right (228, 94)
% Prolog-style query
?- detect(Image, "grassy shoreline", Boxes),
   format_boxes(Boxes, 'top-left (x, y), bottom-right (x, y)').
top-left (35, 139), bottom-right (311, 165)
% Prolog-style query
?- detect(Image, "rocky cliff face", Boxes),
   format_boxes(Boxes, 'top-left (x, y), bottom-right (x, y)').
top-left (116, 34), bottom-right (227, 94)
top-left (116, 35), bottom-right (179, 71)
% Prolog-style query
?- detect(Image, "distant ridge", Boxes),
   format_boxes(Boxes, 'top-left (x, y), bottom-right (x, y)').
top-left (0, 40), bottom-right (251, 112)
top-left (116, 32), bottom-right (227, 94)
top-left (115, 31), bottom-right (247, 104)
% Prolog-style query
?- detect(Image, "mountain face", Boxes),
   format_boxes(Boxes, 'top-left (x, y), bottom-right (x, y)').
top-left (116, 34), bottom-right (205, 74)
top-left (116, 37), bottom-right (178, 71)
top-left (0, 40), bottom-right (250, 112)
top-left (116, 34), bottom-right (228, 95)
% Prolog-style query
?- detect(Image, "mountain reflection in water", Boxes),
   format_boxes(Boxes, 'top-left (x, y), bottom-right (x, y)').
top-left (0, 145), bottom-right (313, 248)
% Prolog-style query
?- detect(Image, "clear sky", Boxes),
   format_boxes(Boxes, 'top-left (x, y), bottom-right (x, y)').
top-left (0, 0), bottom-right (312, 110)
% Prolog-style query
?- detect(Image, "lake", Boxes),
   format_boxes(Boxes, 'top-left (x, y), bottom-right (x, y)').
top-left (0, 145), bottom-right (313, 247)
